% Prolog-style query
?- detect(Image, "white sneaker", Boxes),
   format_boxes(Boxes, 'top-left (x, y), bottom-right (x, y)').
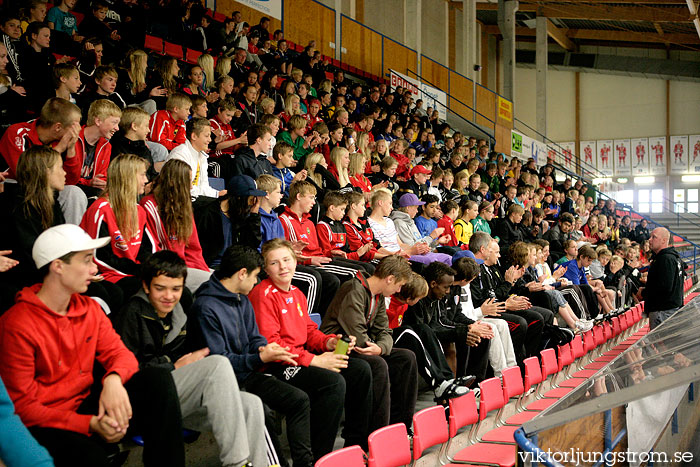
top-left (434, 379), bottom-right (469, 399)
top-left (575, 320), bottom-right (594, 332)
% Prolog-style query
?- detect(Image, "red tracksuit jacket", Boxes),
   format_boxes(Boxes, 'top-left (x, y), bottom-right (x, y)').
top-left (279, 207), bottom-right (324, 259)
top-left (249, 278), bottom-right (335, 367)
top-left (343, 217), bottom-right (379, 261)
top-left (64, 127), bottom-right (112, 186)
top-left (149, 110), bottom-right (186, 151)
top-left (316, 216), bottom-right (360, 260)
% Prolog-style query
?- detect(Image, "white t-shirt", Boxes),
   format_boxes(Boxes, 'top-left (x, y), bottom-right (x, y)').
top-left (367, 216), bottom-right (401, 253)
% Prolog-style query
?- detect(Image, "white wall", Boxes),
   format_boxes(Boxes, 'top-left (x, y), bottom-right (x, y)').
top-left (514, 67), bottom-right (700, 143)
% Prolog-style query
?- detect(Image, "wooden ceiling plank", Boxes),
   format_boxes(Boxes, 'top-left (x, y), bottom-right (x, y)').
top-left (546, 18), bottom-right (576, 50)
top-left (477, 3), bottom-right (690, 22)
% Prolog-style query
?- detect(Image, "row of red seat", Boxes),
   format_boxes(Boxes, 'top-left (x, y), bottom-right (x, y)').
top-left (317, 304), bottom-right (649, 466)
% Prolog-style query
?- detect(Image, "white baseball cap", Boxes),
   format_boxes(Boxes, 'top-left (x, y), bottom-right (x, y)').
top-left (32, 224), bottom-right (110, 269)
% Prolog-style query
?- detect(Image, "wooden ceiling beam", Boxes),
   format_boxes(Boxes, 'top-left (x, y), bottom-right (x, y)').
top-left (482, 24), bottom-right (700, 44)
top-left (546, 18), bottom-right (576, 50)
top-left (476, 3), bottom-right (691, 22)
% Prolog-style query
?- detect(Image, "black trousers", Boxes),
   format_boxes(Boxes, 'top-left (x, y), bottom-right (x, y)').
top-left (393, 323), bottom-right (455, 387)
top-left (454, 336), bottom-right (490, 382)
top-left (579, 284), bottom-right (600, 316)
top-left (292, 264), bottom-right (339, 318)
top-left (353, 348), bottom-right (418, 431)
top-left (242, 371), bottom-right (318, 467)
top-left (265, 360), bottom-right (372, 453)
top-left (29, 367), bottom-right (185, 467)
top-left (498, 305), bottom-right (553, 362)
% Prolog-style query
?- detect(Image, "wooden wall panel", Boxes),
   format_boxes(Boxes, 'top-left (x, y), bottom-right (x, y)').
top-left (421, 56), bottom-right (449, 93)
top-left (284, 0), bottom-right (336, 58)
top-left (341, 18), bottom-right (382, 77)
top-left (449, 70), bottom-right (474, 124)
top-left (476, 84), bottom-right (496, 130)
top-left (216, 0), bottom-right (282, 32)
top-left (494, 124), bottom-right (511, 155)
top-left (383, 38), bottom-right (417, 79)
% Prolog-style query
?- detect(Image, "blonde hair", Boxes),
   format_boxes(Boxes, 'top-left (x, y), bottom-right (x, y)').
top-left (104, 154), bottom-right (148, 240)
top-left (87, 99), bottom-right (122, 126)
top-left (304, 153), bottom-right (324, 186)
top-left (371, 188), bottom-right (392, 208)
top-left (259, 97), bottom-right (275, 114)
top-left (215, 56), bottom-right (232, 80)
top-left (330, 147), bottom-right (350, 187)
top-left (356, 132), bottom-right (370, 156)
top-left (454, 170), bottom-right (470, 195)
top-left (197, 53), bottom-right (215, 90)
top-left (256, 174), bottom-right (281, 194)
top-left (348, 152), bottom-right (366, 177)
top-left (284, 94), bottom-right (301, 117)
top-left (290, 68), bottom-right (303, 80)
top-left (118, 107), bottom-right (149, 133)
top-left (128, 49), bottom-right (148, 90)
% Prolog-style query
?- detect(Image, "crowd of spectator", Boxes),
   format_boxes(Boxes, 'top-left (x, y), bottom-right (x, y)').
top-left (0, 1), bottom-right (669, 466)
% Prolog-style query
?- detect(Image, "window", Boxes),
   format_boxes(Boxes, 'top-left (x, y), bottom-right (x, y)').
top-left (688, 189), bottom-right (698, 213)
top-left (674, 189), bottom-right (685, 213)
top-left (651, 189), bottom-right (664, 213)
top-left (616, 190), bottom-right (634, 206)
top-left (638, 189), bottom-right (650, 213)
top-left (671, 189), bottom-right (698, 214)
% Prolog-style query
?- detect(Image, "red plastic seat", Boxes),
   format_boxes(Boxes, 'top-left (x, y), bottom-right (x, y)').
top-left (476, 377), bottom-right (520, 443)
top-left (144, 35), bottom-right (164, 54)
top-left (213, 11), bottom-right (226, 22)
top-left (446, 394), bottom-right (517, 466)
top-left (164, 41), bottom-right (184, 60)
top-left (185, 48), bottom-right (202, 64)
top-left (315, 445), bottom-right (365, 467)
top-left (367, 423), bottom-right (411, 467)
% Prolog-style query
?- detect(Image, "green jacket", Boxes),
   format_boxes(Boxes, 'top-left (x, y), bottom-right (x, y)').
top-left (471, 216), bottom-right (492, 235)
top-left (279, 130), bottom-right (312, 161)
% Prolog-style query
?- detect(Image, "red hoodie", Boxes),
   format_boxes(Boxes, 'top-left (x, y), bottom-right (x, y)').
top-left (249, 278), bottom-right (335, 367)
top-left (0, 285), bottom-right (138, 434)
top-left (279, 206), bottom-right (324, 260)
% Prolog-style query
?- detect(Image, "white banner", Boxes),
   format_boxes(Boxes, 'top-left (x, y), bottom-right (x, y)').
top-left (649, 136), bottom-right (667, 175)
top-left (235, 0), bottom-right (283, 19)
top-left (631, 138), bottom-right (649, 175)
top-left (596, 140), bottom-right (614, 177)
top-left (558, 142), bottom-right (577, 173)
top-left (389, 69), bottom-right (447, 120)
top-left (613, 139), bottom-right (631, 176)
top-left (532, 140), bottom-right (547, 167)
top-left (670, 135), bottom-right (689, 174)
top-left (690, 135), bottom-right (700, 173)
top-left (580, 140), bottom-right (596, 172)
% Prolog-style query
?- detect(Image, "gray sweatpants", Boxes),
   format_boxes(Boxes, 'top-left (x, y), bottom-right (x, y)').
top-left (171, 355), bottom-right (274, 467)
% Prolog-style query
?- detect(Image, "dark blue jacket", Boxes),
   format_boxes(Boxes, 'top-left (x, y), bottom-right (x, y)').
top-left (193, 274), bottom-right (267, 383)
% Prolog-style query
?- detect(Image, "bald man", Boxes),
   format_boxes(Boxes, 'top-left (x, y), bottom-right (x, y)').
top-left (643, 227), bottom-right (684, 329)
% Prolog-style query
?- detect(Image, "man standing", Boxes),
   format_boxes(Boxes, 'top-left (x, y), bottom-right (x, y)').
top-left (643, 227), bottom-right (684, 329)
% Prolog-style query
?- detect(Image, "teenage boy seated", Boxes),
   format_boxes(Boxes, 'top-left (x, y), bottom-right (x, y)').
top-left (193, 244), bottom-right (315, 466)
top-left (414, 194), bottom-right (440, 238)
top-left (399, 164), bottom-right (430, 199)
top-left (452, 256), bottom-right (516, 377)
top-left (316, 191), bottom-right (374, 272)
top-left (544, 212), bottom-right (575, 261)
top-left (78, 66), bottom-right (126, 118)
top-left (368, 156), bottom-right (399, 197)
top-left (343, 190), bottom-right (393, 262)
top-left (321, 255), bottom-right (418, 432)
top-left (271, 141), bottom-right (307, 198)
top-left (555, 239), bottom-right (578, 266)
top-left (0, 224), bottom-right (185, 467)
top-left (391, 275), bottom-right (477, 401)
top-left (149, 93), bottom-right (191, 151)
top-left (54, 63), bottom-right (81, 104)
top-left (64, 99), bottom-right (121, 198)
top-left (499, 185), bottom-right (517, 218)
top-left (250, 239), bottom-right (373, 454)
top-left (405, 261), bottom-right (491, 383)
top-left (492, 204), bottom-right (525, 259)
top-left (113, 251), bottom-right (273, 467)
top-left (389, 193), bottom-right (453, 265)
top-left (168, 117), bottom-right (225, 200)
top-left (0, 98), bottom-right (87, 223)
top-left (367, 189), bottom-right (450, 267)
top-left (231, 124), bottom-right (275, 181)
top-left (280, 181), bottom-right (367, 282)
top-left (110, 107), bottom-right (158, 181)
top-left (557, 245), bottom-right (617, 316)
top-left (257, 174), bottom-right (339, 318)
top-left (209, 97), bottom-right (248, 159)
